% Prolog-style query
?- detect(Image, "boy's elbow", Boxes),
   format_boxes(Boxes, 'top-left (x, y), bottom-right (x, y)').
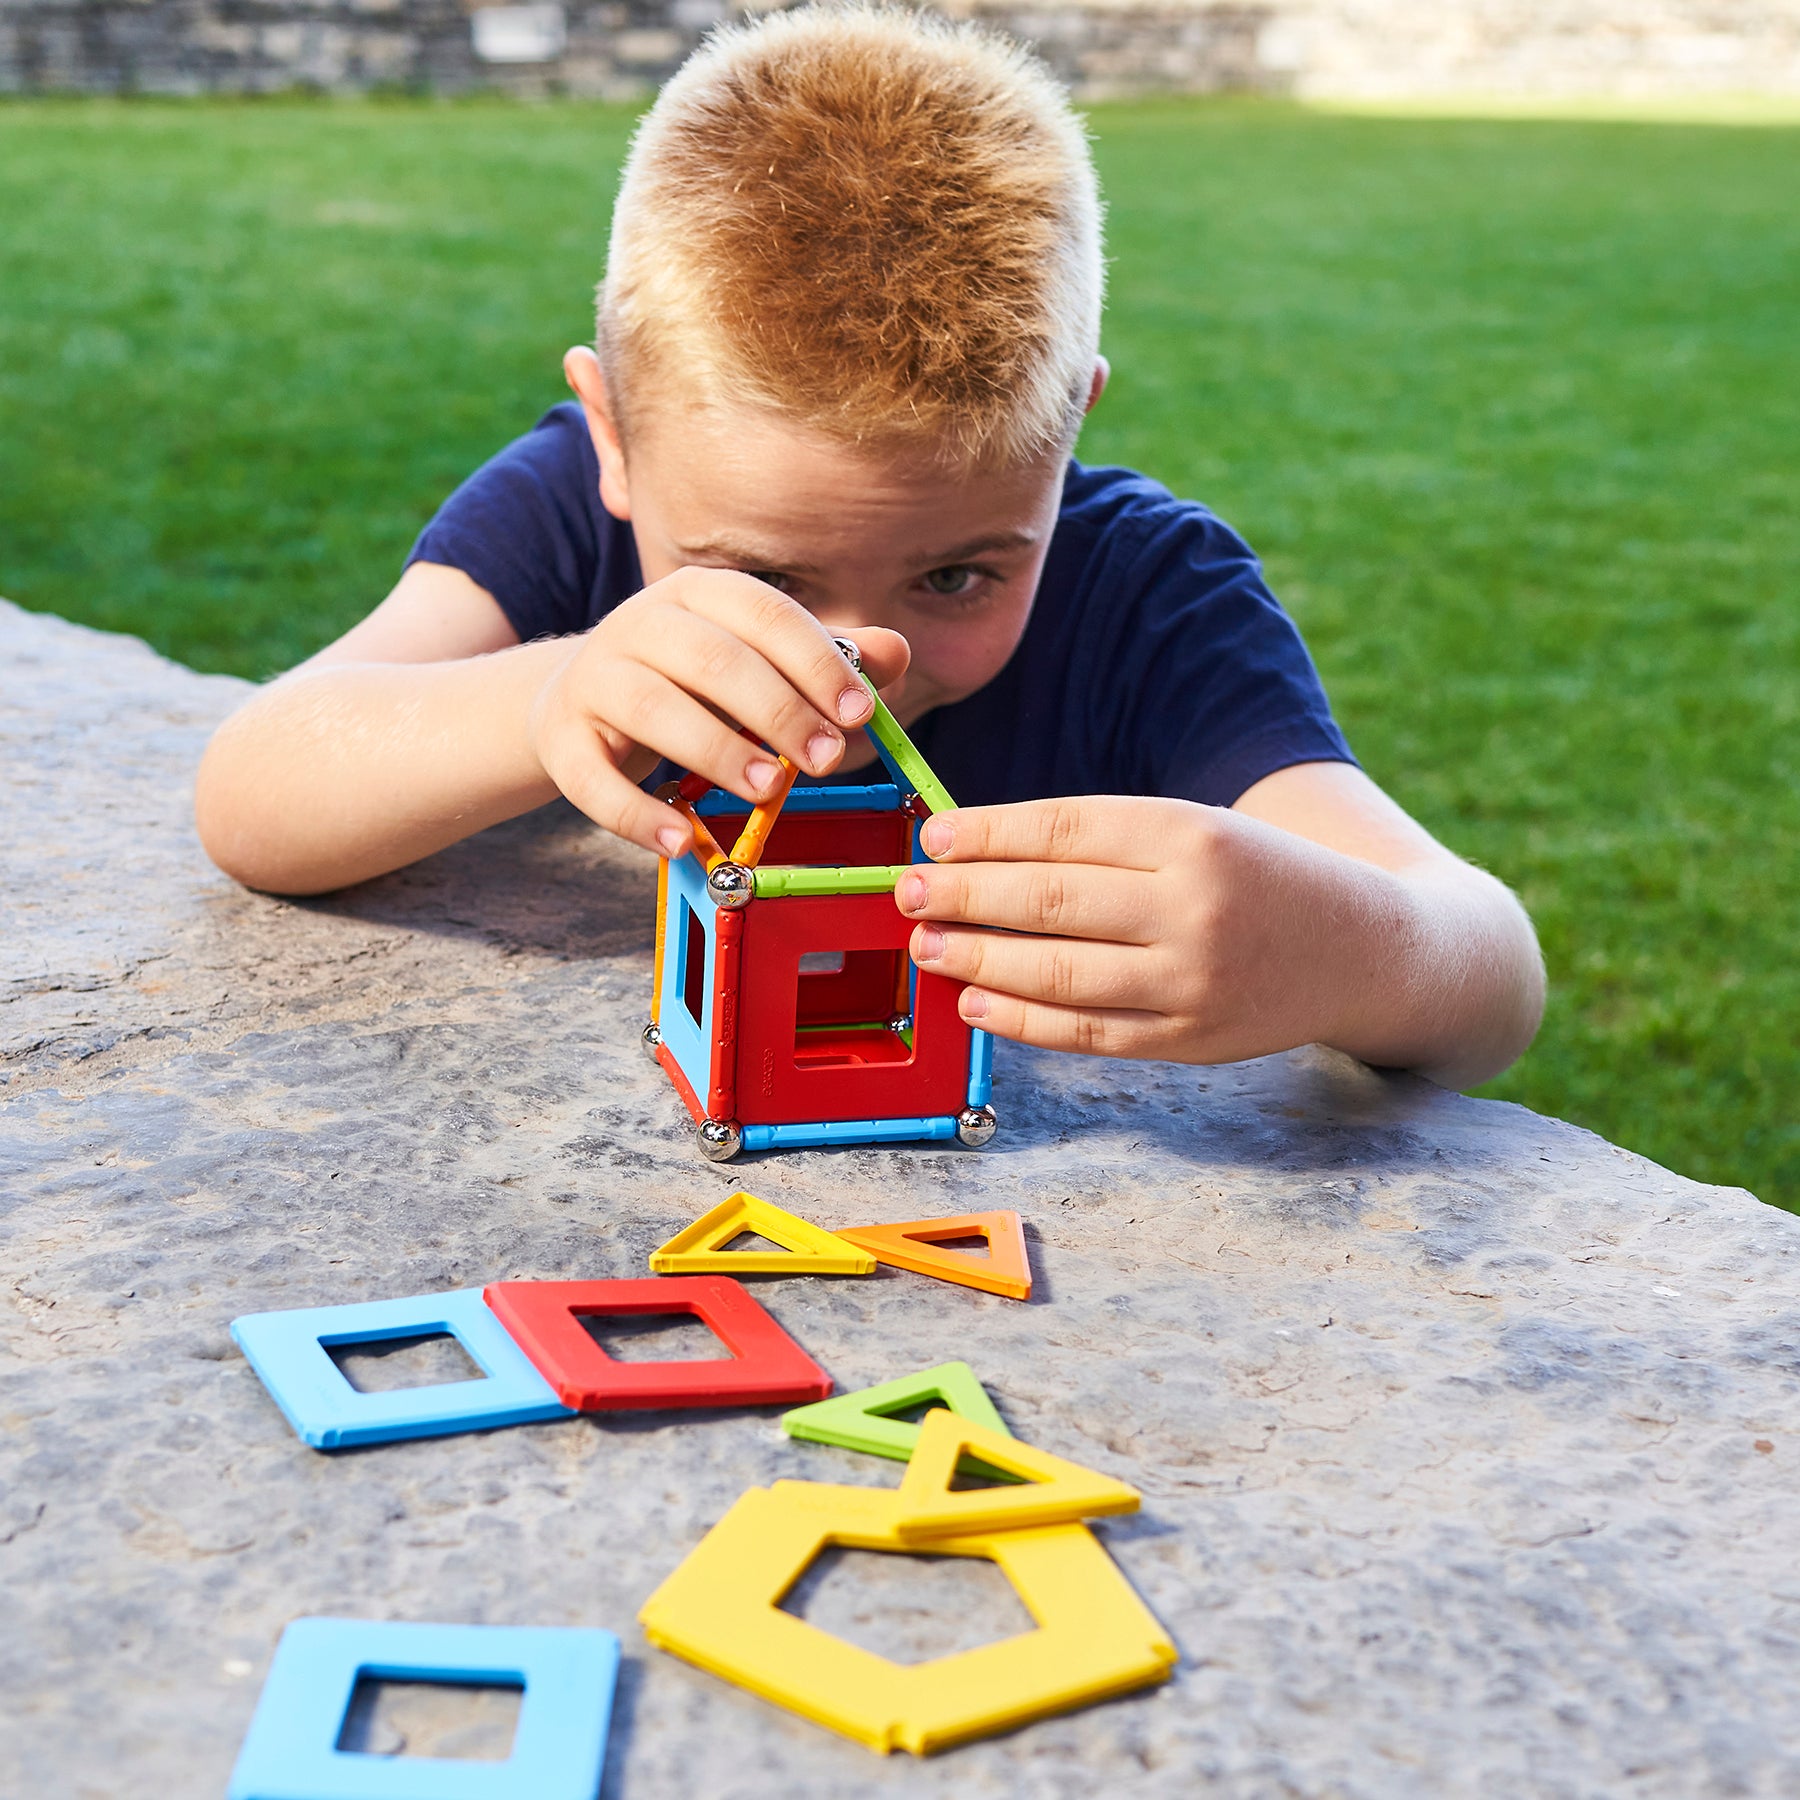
top-left (1419, 874), bottom-right (1545, 1091)
top-left (193, 720), bottom-right (326, 897)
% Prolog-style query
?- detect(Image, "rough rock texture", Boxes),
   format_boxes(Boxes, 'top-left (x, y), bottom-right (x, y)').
top-left (4, 593), bottom-right (1800, 1799)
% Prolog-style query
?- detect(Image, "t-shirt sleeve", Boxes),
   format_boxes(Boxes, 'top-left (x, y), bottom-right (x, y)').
top-left (1104, 499), bottom-right (1356, 808)
top-left (404, 406), bottom-right (608, 642)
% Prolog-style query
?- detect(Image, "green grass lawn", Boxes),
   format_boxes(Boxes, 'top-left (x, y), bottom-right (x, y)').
top-left (1, 97), bottom-right (1795, 1207)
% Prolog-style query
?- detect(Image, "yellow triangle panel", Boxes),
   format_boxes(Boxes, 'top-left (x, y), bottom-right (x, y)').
top-left (638, 1479), bottom-right (1175, 1755)
top-left (894, 1408), bottom-right (1139, 1542)
top-left (649, 1191), bottom-right (876, 1277)
top-left (834, 1210), bottom-right (1031, 1300)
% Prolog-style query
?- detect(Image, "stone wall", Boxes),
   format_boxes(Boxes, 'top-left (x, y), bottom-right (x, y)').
top-left (3, 0), bottom-right (1798, 98)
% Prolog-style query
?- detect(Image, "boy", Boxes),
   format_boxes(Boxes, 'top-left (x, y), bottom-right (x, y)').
top-left (196, 6), bottom-right (1542, 1090)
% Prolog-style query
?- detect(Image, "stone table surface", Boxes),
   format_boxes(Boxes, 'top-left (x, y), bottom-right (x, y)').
top-left (3, 594), bottom-right (1798, 1800)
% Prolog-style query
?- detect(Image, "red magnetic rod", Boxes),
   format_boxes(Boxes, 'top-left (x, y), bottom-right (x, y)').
top-left (482, 1276), bottom-right (832, 1411)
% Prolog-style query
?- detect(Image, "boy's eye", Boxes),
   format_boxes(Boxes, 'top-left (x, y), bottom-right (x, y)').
top-left (922, 565), bottom-right (981, 597)
top-left (744, 570), bottom-right (792, 594)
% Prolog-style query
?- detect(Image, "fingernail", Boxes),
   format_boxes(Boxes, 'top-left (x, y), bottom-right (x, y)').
top-left (838, 686), bottom-right (872, 724)
top-left (921, 817), bottom-right (951, 857)
top-left (746, 758), bottom-right (779, 794)
top-left (913, 925), bottom-right (944, 962)
top-left (656, 825), bottom-right (687, 858)
top-left (961, 989), bottom-right (989, 1019)
top-left (896, 871), bottom-right (928, 913)
top-left (805, 730), bottom-right (840, 770)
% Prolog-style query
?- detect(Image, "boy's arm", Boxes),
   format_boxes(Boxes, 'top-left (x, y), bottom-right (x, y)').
top-left (894, 764), bottom-right (1544, 1090)
top-left (195, 561), bottom-right (896, 896)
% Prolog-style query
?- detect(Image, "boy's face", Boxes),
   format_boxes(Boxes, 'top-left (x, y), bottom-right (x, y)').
top-left (568, 350), bottom-right (1102, 771)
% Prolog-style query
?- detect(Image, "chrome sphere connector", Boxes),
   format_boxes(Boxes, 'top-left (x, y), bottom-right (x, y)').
top-left (955, 1104), bottom-right (998, 1149)
top-left (641, 1022), bottom-right (664, 1065)
top-left (887, 1014), bottom-right (913, 1034)
top-left (696, 1117), bottom-right (743, 1162)
top-left (706, 862), bottom-right (754, 910)
top-left (831, 636), bottom-right (863, 673)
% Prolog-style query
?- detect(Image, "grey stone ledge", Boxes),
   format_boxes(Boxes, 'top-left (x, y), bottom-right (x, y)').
top-left (3, 595), bottom-right (1798, 1798)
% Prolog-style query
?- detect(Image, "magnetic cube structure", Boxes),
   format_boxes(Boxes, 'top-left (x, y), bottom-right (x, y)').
top-left (646, 654), bottom-right (996, 1162)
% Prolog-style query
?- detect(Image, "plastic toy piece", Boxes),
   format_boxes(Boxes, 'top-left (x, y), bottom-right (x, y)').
top-left (781, 1360), bottom-right (1020, 1480)
top-left (648, 1191), bottom-right (876, 1276)
top-left (648, 680), bottom-right (991, 1158)
top-left (750, 863), bottom-right (912, 898)
top-left (735, 890), bottom-right (969, 1126)
top-left (740, 1116), bottom-right (959, 1153)
top-left (638, 1481), bottom-right (1176, 1755)
top-left (668, 796), bottom-right (730, 872)
top-left (483, 1276), bottom-right (832, 1410)
top-left (893, 1409), bottom-right (1140, 1542)
top-left (834, 1211), bottom-right (1032, 1300)
top-left (706, 907), bottom-right (744, 1121)
top-left (231, 1289), bottom-right (574, 1451)
top-left (967, 1028), bottom-right (994, 1108)
top-left (728, 755), bottom-right (799, 867)
top-left (696, 782), bottom-right (901, 816)
top-left (858, 677), bottom-right (955, 816)
top-left (226, 1616), bottom-right (619, 1800)
top-left (651, 856), bottom-right (673, 1029)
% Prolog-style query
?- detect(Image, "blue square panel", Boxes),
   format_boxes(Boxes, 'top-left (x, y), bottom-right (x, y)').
top-left (231, 1288), bottom-right (574, 1450)
top-left (227, 1616), bottom-right (619, 1800)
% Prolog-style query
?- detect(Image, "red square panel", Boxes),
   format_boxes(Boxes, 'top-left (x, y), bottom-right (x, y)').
top-left (733, 891), bottom-right (971, 1127)
top-left (483, 1277), bottom-right (832, 1410)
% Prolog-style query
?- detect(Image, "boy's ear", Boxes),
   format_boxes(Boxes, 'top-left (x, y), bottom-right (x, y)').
top-left (1084, 355), bottom-right (1110, 417)
top-left (564, 346), bottom-right (631, 521)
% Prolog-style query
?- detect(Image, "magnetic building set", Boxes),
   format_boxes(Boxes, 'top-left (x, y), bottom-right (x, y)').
top-left (643, 640), bottom-right (998, 1162)
top-left (226, 1193), bottom-right (1175, 1792)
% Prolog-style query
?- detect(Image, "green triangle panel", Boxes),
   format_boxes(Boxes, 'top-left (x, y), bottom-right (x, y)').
top-left (781, 1361), bottom-right (1020, 1480)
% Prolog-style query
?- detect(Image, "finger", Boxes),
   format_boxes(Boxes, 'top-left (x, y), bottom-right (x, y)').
top-left (538, 717), bottom-right (693, 857)
top-left (918, 796), bottom-right (1193, 872)
top-left (608, 604), bottom-right (849, 778)
top-left (955, 986), bottom-right (1170, 1060)
top-left (910, 925), bottom-right (1160, 1010)
top-left (836, 626), bottom-right (911, 693)
top-left (895, 860), bottom-right (1160, 945)
top-left (598, 662), bottom-right (796, 806)
top-left (669, 569), bottom-right (880, 734)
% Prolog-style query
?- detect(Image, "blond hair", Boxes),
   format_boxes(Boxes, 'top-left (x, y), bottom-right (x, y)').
top-left (597, 4), bottom-right (1104, 470)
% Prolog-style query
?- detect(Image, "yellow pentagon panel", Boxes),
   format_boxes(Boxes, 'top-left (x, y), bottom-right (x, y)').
top-left (894, 1408), bottom-right (1140, 1542)
top-left (648, 1191), bottom-right (877, 1277)
top-left (637, 1480), bottom-right (1176, 1755)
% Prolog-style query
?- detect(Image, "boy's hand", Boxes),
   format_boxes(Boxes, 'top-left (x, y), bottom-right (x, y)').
top-left (895, 795), bottom-right (1418, 1067)
top-left (527, 568), bottom-right (908, 857)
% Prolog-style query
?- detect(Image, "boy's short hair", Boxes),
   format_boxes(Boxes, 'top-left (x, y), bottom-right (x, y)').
top-left (597, 4), bottom-right (1104, 471)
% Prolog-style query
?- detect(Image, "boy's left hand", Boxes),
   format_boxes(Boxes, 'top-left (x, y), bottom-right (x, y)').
top-left (898, 795), bottom-right (1359, 1065)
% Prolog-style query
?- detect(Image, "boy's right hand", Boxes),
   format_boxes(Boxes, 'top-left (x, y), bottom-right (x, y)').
top-left (526, 567), bottom-right (909, 858)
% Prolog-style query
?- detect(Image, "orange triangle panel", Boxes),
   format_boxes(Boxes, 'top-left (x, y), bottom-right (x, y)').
top-left (894, 1409), bottom-right (1140, 1542)
top-left (834, 1210), bottom-right (1031, 1300)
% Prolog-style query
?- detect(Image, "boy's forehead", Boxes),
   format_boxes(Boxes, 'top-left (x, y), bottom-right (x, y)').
top-left (634, 400), bottom-right (1062, 565)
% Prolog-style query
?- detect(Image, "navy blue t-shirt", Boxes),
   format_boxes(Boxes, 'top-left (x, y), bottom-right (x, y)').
top-left (407, 403), bottom-right (1355, 809)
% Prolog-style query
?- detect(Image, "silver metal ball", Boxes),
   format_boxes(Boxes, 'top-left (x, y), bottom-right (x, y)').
top-left (887, 1014), bottom-right (913, 1034)
top-left (641, 1022), bottom-right (664, 1065)
top-left (955, 1104), bottom-right (998, 1149)
top-left (706, 862), bottom-right (754, 909)
top-left (831, 636), bottom-right (863, 673)
top-left (696, 1118), bottom-right (743, 1162)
